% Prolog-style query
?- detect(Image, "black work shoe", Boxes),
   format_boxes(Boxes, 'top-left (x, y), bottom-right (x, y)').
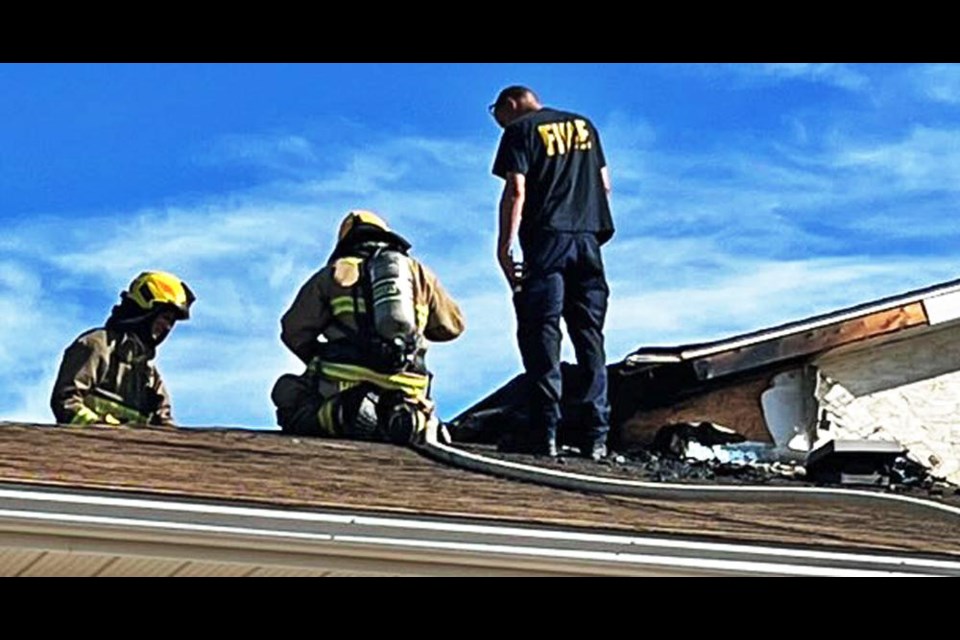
top-left (498, 432), bottom-right (558, 458)
top-left (544, 436), bottom-right (559, 458)
top-left (586, 441), bottom-right (608, 462)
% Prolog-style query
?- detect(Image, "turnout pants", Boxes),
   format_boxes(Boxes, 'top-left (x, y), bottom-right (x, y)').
top-left (271, 367), bottom-right (431, 444)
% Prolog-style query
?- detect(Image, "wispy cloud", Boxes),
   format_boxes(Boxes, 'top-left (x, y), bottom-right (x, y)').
top-left (199, 134), bottom-right (319, 174)
top-left (0, 259), bottom-right (87, 421)
top-left (914, 63), bottom-right (960, 105)
top-left (737, 63), bottom-right (871, 91)
top-left (834, 126), bottom-right (960, 191)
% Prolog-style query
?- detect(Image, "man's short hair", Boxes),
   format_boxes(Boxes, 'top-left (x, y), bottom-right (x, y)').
top-left (489, 85), bottom-right (537, 112)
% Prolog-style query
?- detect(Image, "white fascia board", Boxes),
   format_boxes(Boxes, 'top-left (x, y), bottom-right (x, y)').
top-left (924, 290), bottom-right (960, 326)
top-left (1, 485), bottom-right (960, 576)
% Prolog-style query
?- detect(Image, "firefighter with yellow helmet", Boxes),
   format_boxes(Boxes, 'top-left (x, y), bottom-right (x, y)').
top-left (51, 271), bottom-right (195, 427)
top-left (272, 210), bottom-right (465, 443)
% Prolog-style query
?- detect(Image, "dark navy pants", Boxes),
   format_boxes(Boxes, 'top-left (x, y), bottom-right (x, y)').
top-left (514, 231), bottom-right (611, 445)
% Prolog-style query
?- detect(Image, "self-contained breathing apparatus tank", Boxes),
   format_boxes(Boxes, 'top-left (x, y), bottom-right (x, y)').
top-left (363, 247), bottom-right (420, 372)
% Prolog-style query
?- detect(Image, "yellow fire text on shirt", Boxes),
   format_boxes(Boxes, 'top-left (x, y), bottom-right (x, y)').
top-left (537, 119), bottom-right (592, 157)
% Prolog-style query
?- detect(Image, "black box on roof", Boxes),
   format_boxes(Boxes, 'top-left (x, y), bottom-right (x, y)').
top-left (805, 439), bottom-right (904, 486)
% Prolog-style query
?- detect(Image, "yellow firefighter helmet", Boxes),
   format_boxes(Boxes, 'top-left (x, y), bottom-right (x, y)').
top-left (125, 271), bottom-right (196, 320)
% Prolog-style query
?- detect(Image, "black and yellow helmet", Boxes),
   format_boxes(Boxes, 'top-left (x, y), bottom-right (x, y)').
top-left (332, 210), bottom-right (411, 260)
top-left (124, 271), bottom-right (196, 320)
top-left (338, 210), bottom-right (391, 241)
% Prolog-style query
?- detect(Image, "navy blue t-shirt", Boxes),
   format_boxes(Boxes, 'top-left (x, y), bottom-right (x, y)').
top-left (492, 107), bottom-right (614, 246)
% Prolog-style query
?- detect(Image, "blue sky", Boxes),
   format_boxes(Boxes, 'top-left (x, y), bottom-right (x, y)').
top-left (1, 62), bottom-right (958, 428)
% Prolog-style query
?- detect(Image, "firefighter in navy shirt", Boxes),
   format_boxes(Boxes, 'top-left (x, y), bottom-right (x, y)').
top-left (490, 85), bottom-right (614, 460)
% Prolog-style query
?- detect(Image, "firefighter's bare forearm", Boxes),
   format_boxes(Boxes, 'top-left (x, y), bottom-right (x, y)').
top-left (497, 175), bottom-right (525, 253)
top-left (498, 200), bottom-right (520, 254)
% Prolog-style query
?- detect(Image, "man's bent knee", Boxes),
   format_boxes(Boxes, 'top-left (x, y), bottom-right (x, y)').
top-left (272, 373), bottom-right (329, 437)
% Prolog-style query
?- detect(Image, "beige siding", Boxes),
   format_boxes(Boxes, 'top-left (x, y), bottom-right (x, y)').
top-left (815, 324), bottom-right (960, 483)
top-left (172, 561), bottom-right (257, 577)
top-left (98, 557), bottom-right (187, 577)
top-left (19, 551), bottom-right (113, 577)
top-left (248, 566), bottom-right (333, 577)
top-left (0, 549), bottom-right (45, 577)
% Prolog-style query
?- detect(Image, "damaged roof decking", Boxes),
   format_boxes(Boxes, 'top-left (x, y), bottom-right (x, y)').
top-left (1, 422), bottom-right (959, 559)
top-left (606, 276), bottom-right (960, 445)
top-left (625, 276), bottom-right (960, 378)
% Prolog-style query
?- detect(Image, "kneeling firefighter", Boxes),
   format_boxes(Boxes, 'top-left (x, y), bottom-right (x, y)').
top-left (272, 210), bottom-right (465, 444)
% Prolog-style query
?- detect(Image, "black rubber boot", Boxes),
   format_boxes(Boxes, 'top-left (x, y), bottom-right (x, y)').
top-left (587, 441), bottom-right (607, 462)
top-left (498, 430), bottom-right (558, 457)
top-left (383, 404), bottom-right (417, 445)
